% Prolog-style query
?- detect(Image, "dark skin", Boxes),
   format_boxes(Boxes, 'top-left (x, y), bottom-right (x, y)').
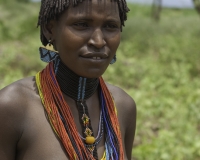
top-left (0, 0), bottom-right (136, 160)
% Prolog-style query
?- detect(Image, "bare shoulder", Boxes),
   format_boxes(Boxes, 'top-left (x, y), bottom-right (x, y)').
top-left (0, 76), bottom-right (37, 107)
top-left (0, 77), bottom-right (38, 158)
top-left (106, 82), bottom-right (136, 128)
top-left (0, 77), bottom-right (38, 126)
top-left (106, 82), bottom-right (136, 113)
top-left (0, 77), bottom-right (37, 147)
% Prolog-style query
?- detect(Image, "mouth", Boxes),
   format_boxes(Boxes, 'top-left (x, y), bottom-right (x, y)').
top-left (92, 57), bottom-right (102, 60)
top-left (80, 53), bottom-right (108, 60)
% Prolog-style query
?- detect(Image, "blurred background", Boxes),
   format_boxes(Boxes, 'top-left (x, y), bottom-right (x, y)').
top-left (0, 0), bottom-right (200, 159)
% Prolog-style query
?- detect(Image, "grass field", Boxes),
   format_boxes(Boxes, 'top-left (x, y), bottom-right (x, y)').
top-left (0, 1), bottom-right (200, 159)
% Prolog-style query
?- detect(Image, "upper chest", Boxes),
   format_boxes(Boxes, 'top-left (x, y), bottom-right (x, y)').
top-left (16, 93), bottom-right (126, 160)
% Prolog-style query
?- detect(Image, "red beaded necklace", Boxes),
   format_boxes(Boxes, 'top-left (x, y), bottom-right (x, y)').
top-left (36, 61), bottom-right (124, 160)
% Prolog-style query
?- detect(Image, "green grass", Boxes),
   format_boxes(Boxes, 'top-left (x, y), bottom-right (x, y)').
top-left (0, 1), bottom-right (200, 160)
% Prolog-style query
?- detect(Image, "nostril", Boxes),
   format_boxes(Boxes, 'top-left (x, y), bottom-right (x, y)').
top-left (88, 29), bottom-right (106, 49)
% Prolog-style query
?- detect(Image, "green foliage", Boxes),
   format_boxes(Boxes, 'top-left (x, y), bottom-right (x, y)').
top-left (104, 4), bottom-right (200, 160)
top-left (0, 1), bottom-right (44, 89)
top-left (0, 2), bottom-right (200, 160)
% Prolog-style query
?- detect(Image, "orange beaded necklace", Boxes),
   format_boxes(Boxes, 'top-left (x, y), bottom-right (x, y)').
top-left (36, 61), bottom-right (124, 160)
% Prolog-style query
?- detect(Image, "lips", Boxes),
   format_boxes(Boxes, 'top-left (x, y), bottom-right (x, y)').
top-left (80, 53), bottom-right (108, 59)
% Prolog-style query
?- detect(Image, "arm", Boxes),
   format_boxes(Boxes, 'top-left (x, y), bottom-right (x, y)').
top-left (0, 85), bottom-right (24, 160)
top-left (107, 84), bottom-right (137, 160)
top-left (124, 97), bottom-right (136, 160)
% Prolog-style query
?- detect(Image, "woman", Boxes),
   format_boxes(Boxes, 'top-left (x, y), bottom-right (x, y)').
top-left (0, 0), bottom-right (136, 159)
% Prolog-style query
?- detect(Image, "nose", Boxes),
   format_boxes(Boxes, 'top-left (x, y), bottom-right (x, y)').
top-left (88, 28), bottom-right (106, 50)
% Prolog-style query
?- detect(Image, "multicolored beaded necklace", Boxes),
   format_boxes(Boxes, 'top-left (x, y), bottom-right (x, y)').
top-left (56, 60), bottom-right (100, 159)
top-left (36, 53), bottom-right (124, 160)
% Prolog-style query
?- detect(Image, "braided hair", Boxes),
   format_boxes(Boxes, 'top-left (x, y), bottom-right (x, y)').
top-left (37, 0), bottom-right (129, 46)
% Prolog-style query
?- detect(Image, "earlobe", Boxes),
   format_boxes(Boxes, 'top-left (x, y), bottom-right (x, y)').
top-left (42, 20), bottom-right (56, 42)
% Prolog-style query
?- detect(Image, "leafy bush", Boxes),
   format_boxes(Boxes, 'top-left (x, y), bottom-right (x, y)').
top-left (104, 4), bottom-right (200, 160)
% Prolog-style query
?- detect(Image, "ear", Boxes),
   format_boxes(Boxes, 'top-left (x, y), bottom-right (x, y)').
top-left (42, 20), bottom-right (57, 43)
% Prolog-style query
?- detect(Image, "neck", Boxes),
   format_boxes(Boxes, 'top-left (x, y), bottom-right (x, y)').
top-left (55, 59), bottom-right (99, 101)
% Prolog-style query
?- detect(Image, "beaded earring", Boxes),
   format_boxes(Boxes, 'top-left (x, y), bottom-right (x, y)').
top-left (39, 39), bottom-right (58, 63)
top-left (110, 54), bottom-right (117, 64)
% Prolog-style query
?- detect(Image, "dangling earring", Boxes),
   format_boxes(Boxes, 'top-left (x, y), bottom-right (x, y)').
top-left (110, 54), bottom-right (117, 64)
top-left (39, 39), bottom-right (58, 63)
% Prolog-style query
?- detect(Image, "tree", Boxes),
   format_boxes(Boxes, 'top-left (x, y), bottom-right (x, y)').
top-left (193, 0), bottom-right (200, 15)
top-left (152, 0), bottom-right (162, 21)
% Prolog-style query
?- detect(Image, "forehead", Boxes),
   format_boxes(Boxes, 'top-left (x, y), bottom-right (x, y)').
top-left (60, 0), bottom-right (120, 20)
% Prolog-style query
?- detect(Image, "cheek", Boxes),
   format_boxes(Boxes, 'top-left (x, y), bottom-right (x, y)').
top-left (56, 30), bottom-right (86, 54)
top-left (109, 33), bottom-right (121, 52)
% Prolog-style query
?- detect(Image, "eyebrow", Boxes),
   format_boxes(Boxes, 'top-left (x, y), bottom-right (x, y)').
top-left (68, 15), bottom-right (120, 23)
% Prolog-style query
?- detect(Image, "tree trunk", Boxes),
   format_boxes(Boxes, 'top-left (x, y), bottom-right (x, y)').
top-left (193, 0), bottom-right (200, 15)
top-left (152, 0), bottom-right (162, 21)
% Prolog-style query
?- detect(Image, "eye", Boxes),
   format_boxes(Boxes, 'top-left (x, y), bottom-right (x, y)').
top-left (104, 23), bottom-right (119, 30)
top-left (73, 22), bottom-right (89, 29)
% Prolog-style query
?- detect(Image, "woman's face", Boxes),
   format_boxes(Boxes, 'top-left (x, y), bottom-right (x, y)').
top-left (51, 0), bottom-right (121, 78)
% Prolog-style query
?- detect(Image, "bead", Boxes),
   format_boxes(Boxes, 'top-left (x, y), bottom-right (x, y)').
top-left (85, 136), bottom-right (95, 144)
top-left (84, 128), bottom-right (93, 136)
